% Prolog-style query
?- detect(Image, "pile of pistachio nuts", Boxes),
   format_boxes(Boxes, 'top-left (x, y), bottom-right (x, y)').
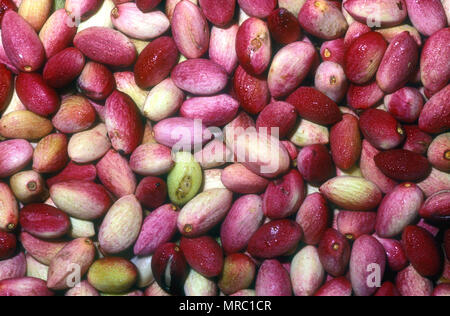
top-left (0, 0), bottom-right (448, 297)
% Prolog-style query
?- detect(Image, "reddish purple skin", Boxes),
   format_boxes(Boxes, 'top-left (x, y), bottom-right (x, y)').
top-left (199, 0), bottom-right (236, 27)
top-left (281, 141), bottom-right (298, 161)
top-left (402, 225), bottom-right (443, 277)
top-left (418, 191), bottom-right (450, 222)
top-left (386, 87), bottom-right (423, 123)
top-left (52, 98), bottom-right (96, 135)
top-left (151, 242), bottom-right (188, 296)
top-left (296, 193), bottom-right (330, 245)
top-left (41, 9), bottom-right (78, 59)
top-left (344, 32), bottom-right (388, 85)
top-left (89, 100), bottom-right (105, 121)
top-left (320, 38), bottom-right (345, 66)
top-left (171, 59), bottom-right (228, 96)
top-left (374, 149), bottom-right (432, 182)
top-left (256, 101), bottom-right (297, 139)
top-left (417, 219), bottom-right (440, 237)
top-left (33, 133), bottom-right (69, 174)
top-left (134, 37), bottom-right (179, 89)
top-left (298, 0), bottom-right (348, 40)
top-left (350, 234), bottom-right (386, 296)
top-left (405, 0), bottom-right (446, 37)
top-left (135, 177), bottom-right (167, 210)
top-left (19, 204), bottom-right (70, 240)
top-left (375, 237), bottom-right (408, 272)
top-left (423, 89), bottom-right (437, 102)
top-left (66, 0), bottom-right (103, 20)
top-left (220, 195), bottom-right (264, 255)
top-left (219, 253), bottom-right (256, 295)
top-left (337, 211), bottom-right (377, 241)
top-left (0, 254), bottom-right (27, 290)
top-left (255, 259), bottom-right (292, 296)
top-left (235, 17), bottom-right (271, 76)
top-left (267, 8), bottom-right (301, 45)
top-left (402, 125), bottom-right (433, 155)
top-left (0, 63), bottom-right (12, 112)
top-left (77, 62), bottom-right (116, 101)
top-left (96, 150), bottom-right (137, 198)
top-left (105, 91), bottom-right (144, 155)
top-left (134, 204), bottom-right (178, 256)
top-left (180, 94), bottom-right (239, 127)
top-left (0, 230), bottom-right (16, 260)
top-left (73, 27), bottom-right (136, 68)
top-left (16, 73), bottom-right (60, 117)
top-left (347, 81), bottom-right (385, 110)
top-left (171, 1), bottom-right (210, 59)
top-left (50, 181), bottom-right (113, 220)
top-left (0, 139), bottom-right (33, 178)
top-left (318, 229), bottom-right (351, 277)
top-left (46, 162), bottom-right (97, 188)
top-left (286, 87), bottom-right (342, 126)
top-left (263, 169), bottom-right (305, 219)
top-left (376, 31), bottom-right (419, 94)
top-left (233, 65), bottom-right (269, 115)
top-left (0, 0), bottom-right (17, 24)
top-left (43, 48), bottom-right (85, 89)
top-left (375, 182), bottom-right (424, 239)
top-left (359, 109), bottom-right (405, 150)
top-left (418, 85), bottom-right (450, 134)
top-left (297, 144), bottom-right (335, 185)
top-left (180, 236), bottom-right (224, 278)
top-left (209, 24), bottom-right (239, 74)
top-left (224, 111), bottom-right (255, 149)
top-left (374, 281), bottom-right (400, 296)
top-left (238, 0), bottom-right (276, 18)
top-left (420, 28), bottom-right (450, 94)
top-left (153, 117), bottom-right (211, 149)
top-left (1, 11), bottom-right (45, 73)
top-left (314, 277), bottom-right (352, 296)
top-left (433, 284), bottom-right (450, 296)
top-left (344, 21), bottom-right (371, 49)
top-left (136, 0), bottom-right (162, 12)
top-left (0, 277), bottom-right (54, 296)
top-left (1, 0), bottom-right (448, 297)
top-left (344, 0), bottom-right (407, 27)
top-left (247, 219), bottom-right (303, 259)
top-left (221, 164), bottom-right (269, 194)
top-left (39, 9), bottom-right (77, 60)
top-left (330, 114), bottom-right (362, 170)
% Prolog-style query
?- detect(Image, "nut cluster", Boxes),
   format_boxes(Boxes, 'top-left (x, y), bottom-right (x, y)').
top-left (0, 0), bottom-right (448, 297)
